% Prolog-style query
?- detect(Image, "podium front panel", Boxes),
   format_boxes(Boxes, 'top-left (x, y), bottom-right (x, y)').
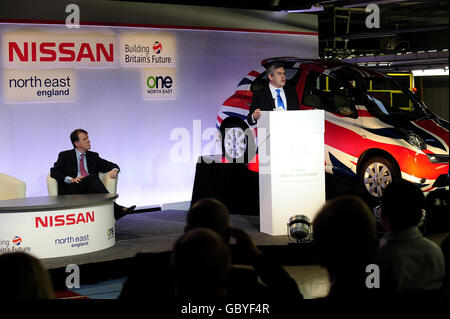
top-left (258, 110), bottom-right (325, 236)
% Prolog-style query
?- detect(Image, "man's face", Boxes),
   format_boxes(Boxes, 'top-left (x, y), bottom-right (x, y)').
top-left (268, 67), bottom-right (286, 88)
top-left (75, 132), bottom-right (91, 152)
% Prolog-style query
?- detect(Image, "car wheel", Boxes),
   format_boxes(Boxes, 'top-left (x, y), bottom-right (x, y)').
top-left (221, 121), bottom-right (252, 163)
top-left (360, 156), bottom-right (400, 200)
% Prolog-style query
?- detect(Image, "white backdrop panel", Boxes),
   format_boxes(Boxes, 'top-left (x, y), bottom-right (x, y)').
top-left (0, 24), bottom-right (318, 207)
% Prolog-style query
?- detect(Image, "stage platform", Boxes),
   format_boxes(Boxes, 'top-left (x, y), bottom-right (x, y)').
top-left (42, 163), bottom-right (370, 274)
top-left (42, 161), bottom-right (448, 291)
top-left (43, 209), bottom-right (292, 270)
top-left (45, 209), bottom-right (317, 290)
top-left (41, 163), bottom-right (369, 290)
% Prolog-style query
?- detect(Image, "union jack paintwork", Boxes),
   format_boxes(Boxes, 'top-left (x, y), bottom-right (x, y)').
top-left (217, 58), bottom-right (449, 195)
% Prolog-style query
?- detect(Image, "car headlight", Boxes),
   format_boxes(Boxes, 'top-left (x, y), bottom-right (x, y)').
top-left (406, 132), bottom-right (426, 150)
top-left (426, 154), bottom-right (450, 163)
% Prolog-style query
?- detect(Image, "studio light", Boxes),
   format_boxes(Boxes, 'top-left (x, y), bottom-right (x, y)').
top-left (287, 215), bottom-right (311, 243)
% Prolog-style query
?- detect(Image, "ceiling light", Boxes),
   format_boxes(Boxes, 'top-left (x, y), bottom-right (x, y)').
top-left (412, 68), bottom-right (449, 76)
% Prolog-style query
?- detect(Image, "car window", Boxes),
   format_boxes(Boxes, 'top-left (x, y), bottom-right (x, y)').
top-left (302, 71), bottom-right (357, 117)
top-left (251, 68), bottom-right (301, 92)
top-left (362, 77), bottom-right (426, 119)
top-left (387, 73), bottom-right (413, 91)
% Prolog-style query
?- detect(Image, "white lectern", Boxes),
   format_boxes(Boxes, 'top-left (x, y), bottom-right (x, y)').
top-left (258, 110), bottom-right (325, 236)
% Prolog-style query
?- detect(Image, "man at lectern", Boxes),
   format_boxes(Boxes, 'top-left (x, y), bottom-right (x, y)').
top-left (247, 62), bottom-right (299, 125)
top-left (50, 128), bottom-right (135, 220)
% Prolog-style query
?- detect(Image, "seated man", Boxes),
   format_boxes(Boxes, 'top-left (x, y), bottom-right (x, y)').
top-left (50, 128), bottom-right (135, 220)
top-left (375, 180), bottom-right (445, 297)
top-left (312, 195), bottom-right (379, 300)
top-left (172, 228), bottom-right (231, 304)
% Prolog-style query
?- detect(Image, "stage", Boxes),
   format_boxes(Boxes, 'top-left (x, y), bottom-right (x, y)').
top-left (45, 209), bottom-right (319, 291)
top-left (43, 209), bottom-right (292, 270)
top-left (42, 168), bottom-right (384, 290)
top-left (41, 156), bottom-right (375, 273)
top-left (42, 162), bottom-right (448, 292)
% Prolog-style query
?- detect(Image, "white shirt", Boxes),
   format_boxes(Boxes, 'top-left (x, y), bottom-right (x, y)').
top-left (64, 149), bottom-right (118, 183)
top-left (64, 149), bottom-right (89, 183)
top-left (251, 84), bottom-right (287, 122)
top-left (269, 84), bottom-right (287, 111)
top-left (375, 227), bottom-right (445, 293)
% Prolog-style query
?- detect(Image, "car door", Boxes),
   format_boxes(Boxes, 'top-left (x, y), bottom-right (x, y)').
top-left (300, 70), bottom-right (362, 177)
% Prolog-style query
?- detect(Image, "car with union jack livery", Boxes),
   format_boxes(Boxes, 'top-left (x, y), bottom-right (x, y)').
top-left (216, 57), bottom-right (449, 201)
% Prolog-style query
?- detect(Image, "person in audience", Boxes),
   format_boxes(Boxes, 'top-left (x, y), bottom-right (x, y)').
top-left (312, 195), bottom-right (379, 300)
top-left (441, 235), bottom-right (449, 301)
top-left (185, 197), bottom-right (231, 240)
top-left (185, 198), bottom-right (303, 307)
top-left (50, 128), bottom-right (135, 220)
top-left (375, 180), bottom-right (445, 298)
top-left (120, 198), bottom-right (303, 313)
top-left (172, 228), bottom-right (231, 304)
top-left (0, 252), bottom-right (54, 299)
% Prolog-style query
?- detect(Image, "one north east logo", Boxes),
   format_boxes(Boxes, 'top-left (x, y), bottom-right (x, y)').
top-left (146, 74), bottom-right (173, 94)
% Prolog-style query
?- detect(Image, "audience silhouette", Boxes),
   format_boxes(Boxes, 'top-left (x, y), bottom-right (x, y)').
top-left (441, 234), bottom-right (449, 301)
top-left (375, 180), bottom-right (445, 299)
top-left (120, 198), bottom-right (302, 316)
top-left (4, 190), bottom-right (445, 306)
top-left (172, 228), bottom-right (231, 304)
top-left (0, 252), bottom-right (54, 299)
top-left (312, 195), bottom-right (379, 301)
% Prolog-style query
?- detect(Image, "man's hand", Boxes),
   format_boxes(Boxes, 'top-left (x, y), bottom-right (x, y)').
top-left (253, 108), bottom-right (261, 120)
top-left (109, 170), bottom-right (118, 179)
top-left (70, 176), bottom-right (85, 183)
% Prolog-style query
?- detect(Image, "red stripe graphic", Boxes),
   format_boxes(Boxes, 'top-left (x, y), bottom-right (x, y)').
top-left (247, 154), bottom-right (259, 172)
top-left (422, 186), bottom-right (435, 192)
top-left (222, 95), bottom-right (251, 109)
top-left (235, 90), bottom-right (253, 97)
top-left (248, 70), bottom-right (260, 77)
top-left (325, 121), bottom-right (358, 156)
top-left (358, 110), bottom-right (374, 117)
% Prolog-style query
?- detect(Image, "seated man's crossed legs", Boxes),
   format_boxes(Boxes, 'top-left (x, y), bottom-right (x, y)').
top-left (60, 175), bottom-right (135, 220)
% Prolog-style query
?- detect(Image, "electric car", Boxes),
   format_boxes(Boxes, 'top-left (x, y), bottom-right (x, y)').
top-left (216, 57), bottom-right (449, 200)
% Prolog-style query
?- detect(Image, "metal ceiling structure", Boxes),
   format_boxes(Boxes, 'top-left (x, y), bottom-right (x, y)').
top-left (315, 0), bottom-right (449, 72)
top-left (113, 0), bottom-right (448, 72)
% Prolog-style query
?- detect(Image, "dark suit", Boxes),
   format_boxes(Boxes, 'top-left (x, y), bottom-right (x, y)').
top-left (50, 149), bottom-right (119, 195)
top-left (247, 83), bottom-right (300, 125)
top-left (50, 149), bottom-right (127, 220)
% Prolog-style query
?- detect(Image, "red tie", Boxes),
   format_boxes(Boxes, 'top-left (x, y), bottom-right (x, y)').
top-left (80, 153), bottom-right (88, 177)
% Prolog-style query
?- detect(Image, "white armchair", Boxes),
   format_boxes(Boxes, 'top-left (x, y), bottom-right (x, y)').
top-left (0, 173), bottom-right (26, 200)
top-left (47, 171), bottom-right (118, 195)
